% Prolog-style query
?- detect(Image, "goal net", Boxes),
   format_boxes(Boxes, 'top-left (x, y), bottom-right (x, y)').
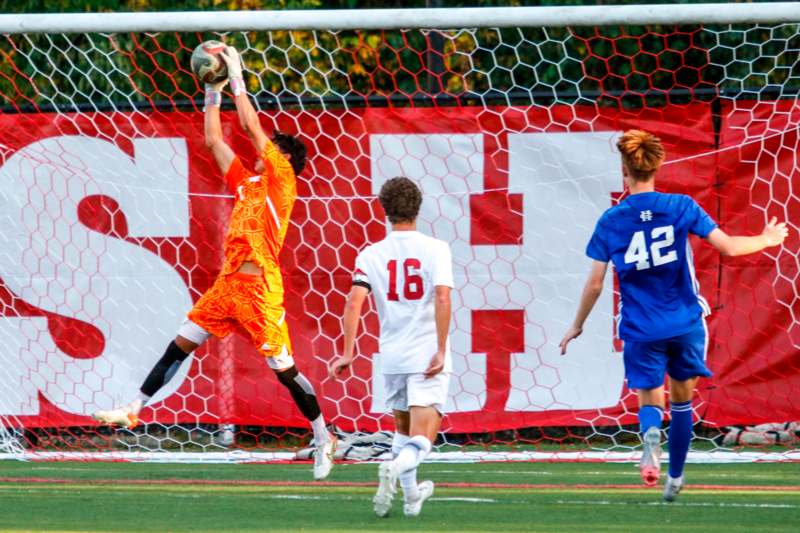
top-left (1, 5), bottom-right (799, 462)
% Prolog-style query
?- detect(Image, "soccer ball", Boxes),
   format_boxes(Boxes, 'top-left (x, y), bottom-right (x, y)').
top-left (215, 424), bottom-right (235, 447)
top-left (191, 40), bottom-right (228, 84)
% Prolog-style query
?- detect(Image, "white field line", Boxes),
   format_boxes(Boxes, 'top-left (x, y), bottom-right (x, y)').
top-left (1, 450), bottom-right (799, 464)
top-left (426, 470), bottom-right (793, 480)
top-left (556, 499), bottom-right (800, 510)
top-left (431, 497), bottom-right (498, 503)
top-left (3, 486), bottom-right (793, 510)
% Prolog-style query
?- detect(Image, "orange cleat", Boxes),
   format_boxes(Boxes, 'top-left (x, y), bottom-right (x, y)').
top-left (92, 408), bottom-right (138, 430)
top-left (639, 427), bottom-right (662, 487)
top-left (640, 465), bottom-right (660, 487)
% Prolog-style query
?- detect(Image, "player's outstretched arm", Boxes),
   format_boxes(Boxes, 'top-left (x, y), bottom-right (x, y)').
top-left (706, 217), bottom-right (789, 257)
top-left (425, 285), bottom-right (451, 378)
top-left (204, 80), bottom-right (235, 175)
top-left (219, 46), bottom-right (269, 154)
top-left (559, 260), bottom-right (608, 355)
top-left (329, 286), bottom-right (369, 380)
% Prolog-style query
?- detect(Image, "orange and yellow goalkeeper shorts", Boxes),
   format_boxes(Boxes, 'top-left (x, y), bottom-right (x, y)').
top-left (186, 272), bottom-right (292, 358)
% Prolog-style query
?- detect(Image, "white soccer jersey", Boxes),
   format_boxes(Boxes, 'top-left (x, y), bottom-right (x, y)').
top-left (353, 230), bottom-right (454, 374)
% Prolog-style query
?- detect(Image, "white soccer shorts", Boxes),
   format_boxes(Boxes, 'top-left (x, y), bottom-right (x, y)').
top-left (383, 372), bottom-right (450, 414)
top-left (266, 345), bottom-right (295, 371)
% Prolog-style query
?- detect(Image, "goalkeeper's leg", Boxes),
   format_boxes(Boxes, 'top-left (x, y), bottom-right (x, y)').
top-left (270, 352), bottom-right (335, 480)
top-left (93, 276), bottom-right (230, 429)
top-left (246, 284), bottom-right (335, 480)
top-left (92, 331), bottom-right (202, 429)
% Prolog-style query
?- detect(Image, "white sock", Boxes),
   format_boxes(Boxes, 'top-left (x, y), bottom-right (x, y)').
top-left (393, 435), bottom-right (431, 475)
top-left (400, 468), bottom-right (419, 501)
top-left (392, 433), bottom-right (418, 500)
top-left (392, 433), bottom-right (410, 457)
top-left (311, 415), bottom-right (329, 445)
top-left (127, 393), bottom-right (150, 416)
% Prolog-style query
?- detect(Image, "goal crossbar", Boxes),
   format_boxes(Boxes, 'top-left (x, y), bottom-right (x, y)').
top-left (1, 3), bottom-right (800, 34)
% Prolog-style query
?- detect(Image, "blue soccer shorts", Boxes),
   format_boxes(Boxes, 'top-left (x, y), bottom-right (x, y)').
top-left (623, 320), bottom-right (712, 390)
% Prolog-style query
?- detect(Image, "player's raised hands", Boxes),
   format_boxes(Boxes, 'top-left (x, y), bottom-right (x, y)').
top-left (220, 46), bottom-right (243, 80)
top-left (328, 356), bottom-right (352, 381)
top-left (558, 325), bottom-right (583, 355)
top-left (762, 216), bottom-right (789, 247)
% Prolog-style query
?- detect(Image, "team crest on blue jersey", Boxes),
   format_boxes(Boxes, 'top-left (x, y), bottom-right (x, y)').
top-left (640, 210), bottom-right (653, 222)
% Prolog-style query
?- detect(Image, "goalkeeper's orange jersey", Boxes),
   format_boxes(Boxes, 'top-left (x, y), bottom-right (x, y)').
top-left (220, 139), bottom-right (296, 293)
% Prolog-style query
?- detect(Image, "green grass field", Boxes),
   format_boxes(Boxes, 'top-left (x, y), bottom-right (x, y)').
top-left (0, 460), bottom-right (798, 532)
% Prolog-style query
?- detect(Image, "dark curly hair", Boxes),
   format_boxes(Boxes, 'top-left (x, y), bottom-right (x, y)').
top-left (272, 130), bottom-right (308, 176)
top-left (378, 177), bottom-right (422, 224)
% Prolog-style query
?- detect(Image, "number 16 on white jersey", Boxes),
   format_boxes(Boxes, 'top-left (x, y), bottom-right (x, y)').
top-left (352, 230), bottom-right (454, 375)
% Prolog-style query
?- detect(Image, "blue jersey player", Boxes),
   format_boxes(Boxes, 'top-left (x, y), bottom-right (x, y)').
top-left (559, 130), bottom-right (788, 501)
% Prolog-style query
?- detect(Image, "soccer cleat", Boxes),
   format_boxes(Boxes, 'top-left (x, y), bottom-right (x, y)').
top-left (639, 426), bottom-right (662, 487)
top-left (373, 461), bottom-right (399, 517)
top-left (92, 408), bottom-right (138, 430)
top-left (663, 475), bottom-right (684, 502)
top-left (403, 480), bottom-right (434, 517)
top-left (313, 434), bottom-right (337, 480)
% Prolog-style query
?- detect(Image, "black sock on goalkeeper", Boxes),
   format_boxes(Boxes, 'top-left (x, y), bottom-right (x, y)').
top-left (140, 340), bottom-right (192, 397)
top-left (275, 365), bottom-right (329, 444)
top-left (276, 365), bottom-right (321, 420)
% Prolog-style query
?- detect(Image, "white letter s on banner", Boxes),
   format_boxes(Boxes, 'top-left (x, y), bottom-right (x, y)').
top-left (0, 136), bottom-right (192, 416)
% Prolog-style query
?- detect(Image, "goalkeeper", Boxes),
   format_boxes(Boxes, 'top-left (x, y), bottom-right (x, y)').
top-left (559, 130), bottom-right (788, 502)
top-left (93, 46), bottom-right (336, 480)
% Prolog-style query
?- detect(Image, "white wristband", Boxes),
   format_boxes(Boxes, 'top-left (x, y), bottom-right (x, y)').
top-left (230, 77), bottom-right (246, 96)
top-left (203, 90), bottom-right (221, 111)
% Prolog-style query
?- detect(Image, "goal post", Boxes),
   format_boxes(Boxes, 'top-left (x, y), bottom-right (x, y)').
top-left (1, 4), bottom-right (799, 462)
top-left (3, 3), bottom-right (800, 32)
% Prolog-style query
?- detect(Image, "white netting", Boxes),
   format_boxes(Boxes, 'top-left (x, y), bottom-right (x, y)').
top-left (0, 13), bottom-right (799, 461)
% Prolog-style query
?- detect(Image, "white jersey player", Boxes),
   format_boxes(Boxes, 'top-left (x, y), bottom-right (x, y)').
top-left (329, 177), bottom-right (454, 518)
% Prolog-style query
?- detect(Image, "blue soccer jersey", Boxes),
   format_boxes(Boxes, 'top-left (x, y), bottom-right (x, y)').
top-left (586, 192), bottom-right (718, 342)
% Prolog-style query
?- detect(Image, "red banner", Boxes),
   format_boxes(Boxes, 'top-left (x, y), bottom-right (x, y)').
top-left (706, 100), bottom-right (800, 424)
top-left (0, 102), bottom-right (796, 432)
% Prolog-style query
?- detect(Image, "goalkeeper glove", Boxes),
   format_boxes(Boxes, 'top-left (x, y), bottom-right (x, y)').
top-left (220, 46), bottom-right (245, 96)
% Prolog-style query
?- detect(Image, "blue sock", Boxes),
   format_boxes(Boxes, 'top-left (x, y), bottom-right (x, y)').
top-left (639, 404), bottom-right (664, 436)
top-left (668, 400), bottom-right (693, 478)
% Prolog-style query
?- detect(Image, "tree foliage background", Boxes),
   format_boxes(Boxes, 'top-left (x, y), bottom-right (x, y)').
top-left (0, 0), bottom-right (797, 112)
